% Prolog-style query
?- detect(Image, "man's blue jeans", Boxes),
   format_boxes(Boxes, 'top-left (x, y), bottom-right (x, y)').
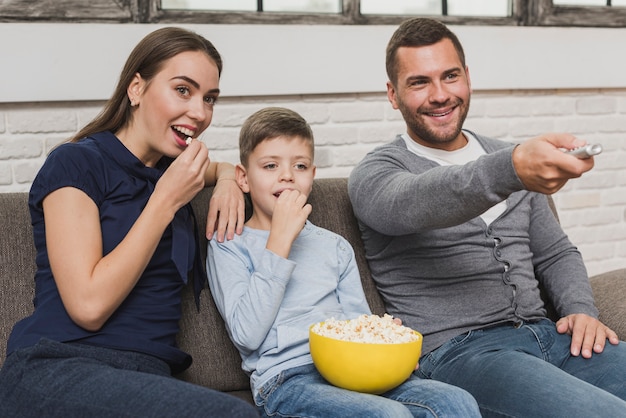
top-left (253, 363), bottom-right (480, 417)
top-left (417, 319), bottom-right (626, 417)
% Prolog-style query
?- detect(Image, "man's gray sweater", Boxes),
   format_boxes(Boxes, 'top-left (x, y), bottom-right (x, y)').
top-left (348, 131), bottom-right (598, 356)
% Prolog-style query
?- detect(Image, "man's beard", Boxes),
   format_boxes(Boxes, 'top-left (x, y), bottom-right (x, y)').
top-left (398, 96), bottom-right (470, 147)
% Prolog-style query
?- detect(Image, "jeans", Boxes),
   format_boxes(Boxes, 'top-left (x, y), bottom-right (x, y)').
top-left (0, 338), bottom-right (259, 418)
top-left (417, 319), bottom-right (626, 418)
top-left (253, 363), bottom-right (480, 418)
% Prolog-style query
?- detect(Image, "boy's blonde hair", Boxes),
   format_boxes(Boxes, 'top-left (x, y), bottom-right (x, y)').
top-left (239, 107), bottom-right (314, 167)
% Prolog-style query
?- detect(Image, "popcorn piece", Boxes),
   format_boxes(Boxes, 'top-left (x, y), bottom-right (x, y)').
top-left (185, 137), bottom-right (193, 145)
top-left (311, 314), bottom-right (419, 344)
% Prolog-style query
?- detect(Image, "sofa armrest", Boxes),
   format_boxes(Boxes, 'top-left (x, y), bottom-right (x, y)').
top-left (589, 269), bottom-right (626, 340)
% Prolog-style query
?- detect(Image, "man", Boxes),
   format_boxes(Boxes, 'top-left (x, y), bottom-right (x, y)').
top-left (348, 17), bottom-right (626, 417)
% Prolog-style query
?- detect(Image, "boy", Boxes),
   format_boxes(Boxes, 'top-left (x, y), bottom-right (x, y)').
top-left (206, 107), bottom-right (479, 418)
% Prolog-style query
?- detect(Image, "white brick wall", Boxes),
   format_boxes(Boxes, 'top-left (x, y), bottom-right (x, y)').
top-left (1, 88), bottom-right (625, 276)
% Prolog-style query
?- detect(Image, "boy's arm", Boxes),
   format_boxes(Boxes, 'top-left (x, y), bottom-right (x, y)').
top-left (335, 239), bottom-right (372, 318)
top-left (207, 238), bottom-right (295, 352)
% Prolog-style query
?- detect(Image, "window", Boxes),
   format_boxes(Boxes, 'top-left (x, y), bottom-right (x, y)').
top-left (161, 0), bottom-right (342, 13)
top-left (1, 0), bottom-right (625, 26)
top-left (553, 0), bottom-right (626, 5)
top-left (161, 0), bottom-right (513, 16)
top-left (155, 0), bottom-right (626, 26)
top-left (359, 0), bottom-right (513, 17)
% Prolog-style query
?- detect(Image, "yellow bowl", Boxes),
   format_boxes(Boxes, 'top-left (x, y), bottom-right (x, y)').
top-left (309, 323), bottom-right (422, 394)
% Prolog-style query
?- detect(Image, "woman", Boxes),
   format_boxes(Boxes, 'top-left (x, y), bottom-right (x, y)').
top-left (0, 27), bottom-right (257, 417)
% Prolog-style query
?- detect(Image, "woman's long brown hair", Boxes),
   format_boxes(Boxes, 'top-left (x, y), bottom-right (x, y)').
top-left (68, 27), bottom-right (222, 143)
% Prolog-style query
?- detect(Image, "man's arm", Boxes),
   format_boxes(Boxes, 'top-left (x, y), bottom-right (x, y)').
top-left (527, 193), bottom-right (619, 358)
top-left (348, 140), bottom-right (522, 236)
top-left (348, 134), bottom-right (595, 237)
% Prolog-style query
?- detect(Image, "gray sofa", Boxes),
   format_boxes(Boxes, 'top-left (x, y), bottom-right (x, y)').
top-left (2, 178), bottom-right (625, 404)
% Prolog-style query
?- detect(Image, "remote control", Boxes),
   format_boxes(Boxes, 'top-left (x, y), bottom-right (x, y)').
top-left (564, 144), bottom-right (603, 159)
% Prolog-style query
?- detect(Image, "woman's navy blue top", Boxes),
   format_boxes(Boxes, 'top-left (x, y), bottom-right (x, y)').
top-left (7, 131), bottom-right (205, 373)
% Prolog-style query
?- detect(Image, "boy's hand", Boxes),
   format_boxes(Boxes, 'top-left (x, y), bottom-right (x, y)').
top-left (266, 189), bottom-right (312, 258)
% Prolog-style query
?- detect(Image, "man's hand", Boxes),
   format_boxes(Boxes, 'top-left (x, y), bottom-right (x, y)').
top-left (391, 316), bottom-right (419, 370)
top-left (512, 134), bottom-right (595, 195)
top-left (556, 313), bottom-right (620, 358)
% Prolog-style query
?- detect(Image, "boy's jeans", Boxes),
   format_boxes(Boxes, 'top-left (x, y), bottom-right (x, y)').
top-left (417, 318), bottom-right (626, 417)
top-left (254, 363), bottom-right (480, 418)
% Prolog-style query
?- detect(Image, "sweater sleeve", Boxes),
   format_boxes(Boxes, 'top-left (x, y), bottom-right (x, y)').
top-left (334, 237), bottom-right (372, 319)
top-left (206, 236), bottom-right (296, 353)
top-left (348, 135), bottom-right (526, 236)
top-left (528, 193), bottom-right (599, 318)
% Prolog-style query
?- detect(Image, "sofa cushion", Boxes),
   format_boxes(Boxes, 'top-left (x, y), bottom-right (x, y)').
top-left (0, 193), bottom-right (36, 363)
top-left (176, 188), bottom-right (250, 392)
top-left (2, 178), bottom-right (624, 403)
top-left (590, 270), bottom-right (626, 339)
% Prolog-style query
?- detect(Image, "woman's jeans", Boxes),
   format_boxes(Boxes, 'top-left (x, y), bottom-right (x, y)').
top-left (417, 319), bottom-right (626, 417)
top-left (0, 338), bottom-right (258, 418)
top-left (253, 363), bottom-right (480, 418)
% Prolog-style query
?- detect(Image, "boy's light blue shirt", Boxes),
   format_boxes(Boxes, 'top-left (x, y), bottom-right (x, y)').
top-left (207, 220), bottom-right (370, 396)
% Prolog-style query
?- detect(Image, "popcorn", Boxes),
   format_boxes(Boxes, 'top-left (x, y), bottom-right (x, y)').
top-left (185, 137), bottom-right (193, 145)
top-left (311, 314), bottom-right (419, 344)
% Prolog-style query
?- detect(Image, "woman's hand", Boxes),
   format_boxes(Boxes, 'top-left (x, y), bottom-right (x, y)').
top-left (154, 140), bottom-right (210, 216)
top-left (204, 161), bottom-right (245, 242)
top-left (206, 175), bottom-right (245, 242)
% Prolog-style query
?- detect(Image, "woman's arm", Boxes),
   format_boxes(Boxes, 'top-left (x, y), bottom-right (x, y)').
top-left (46, 141), bottom-right (209, 331)
top-left (204, 161), bottom-right (245, 242)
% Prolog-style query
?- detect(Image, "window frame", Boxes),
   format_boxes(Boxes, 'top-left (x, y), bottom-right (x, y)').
top-left (153, 0), bottom-right (519, 25)
top-left (152, 0), bottom-right (626, 27)
top-left (528, 0), bottom-right (626, 26)
top-left (0, 0), bottom-right (625, 26)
